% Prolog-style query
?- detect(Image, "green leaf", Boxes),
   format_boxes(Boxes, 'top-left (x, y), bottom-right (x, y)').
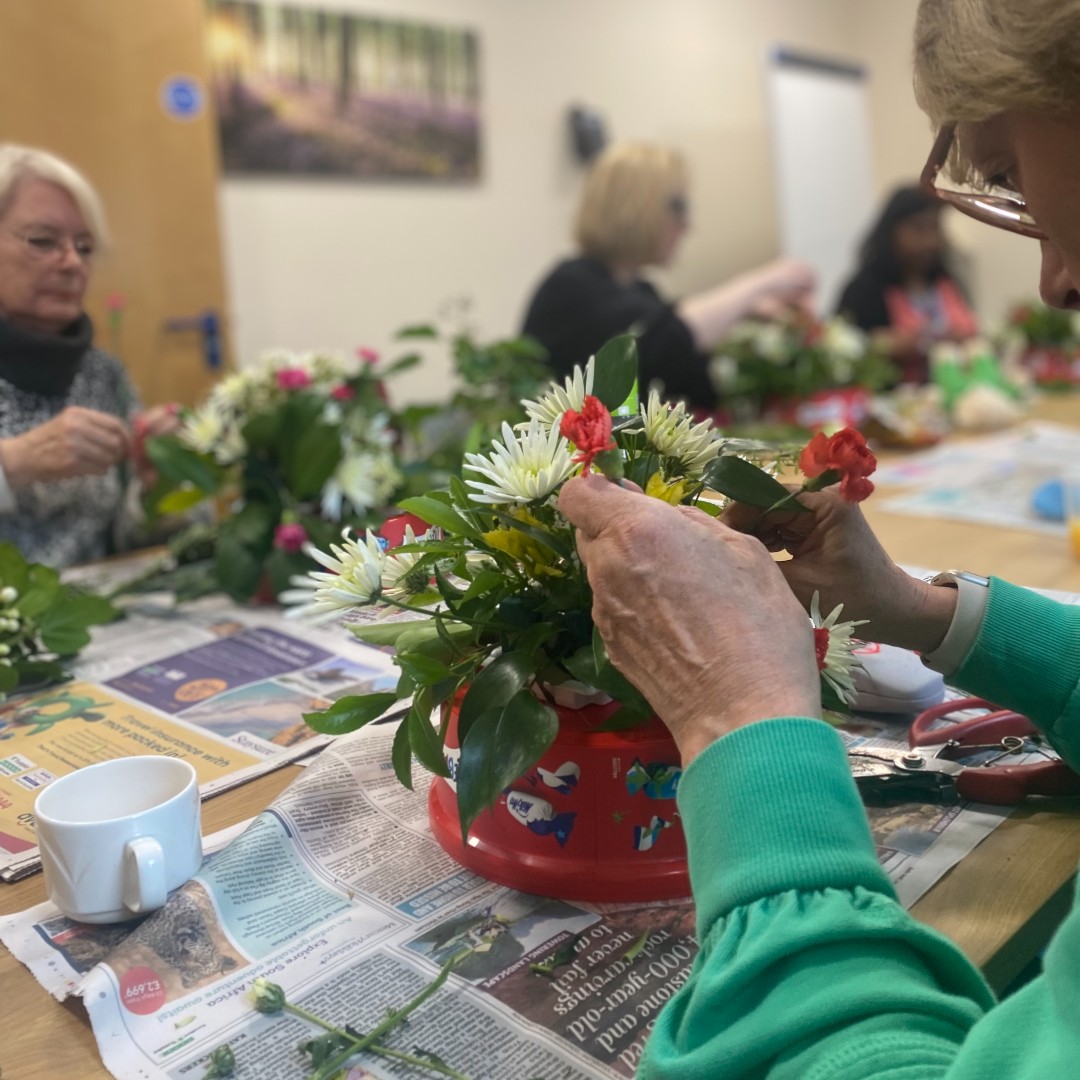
top-left (36, 591), bottom-right (118, 655)
top-left (0, 663), bottom-right (20, 694)
top-left (381, 352), bottom-right (422, 375)
top-left (461, 569), bottom-right (506, 602)
top-left (396, 323), bottom-right (439, 339)
top-left (17, 564), bottom-right (61, 618)
top-left (157, 486), bottom-right (209, 516)
top-left (490, 510), bottom-right (573, 559)
top-left (408, 689), bottom-right (449, 776)
top-left (397, 652), bottom-right (454, 687)
top-left (286, 423), bottom-right (342, 501)
top-left (0, 542), bottom-right (30, 594)
top-left (457, 691), bottom-right (558, 837)
top-left (398, 496), bottom-right (480, 539)
top-left (457, 651), bottom-right (535, 743)
top-left (241, 410), bottom-right (282, 452)
top-left (392, 717), bottom-right (414, 789)
top-left (350, 618), bottom-right (436, 647)
top-left (145, 435), bottom-right (222, 494)
top-left (591, 335), bottom-right (639, 410)
top-left (302, 692), bottom-right (399, 735)
top-left (703, 455), bottom-right (809, 513)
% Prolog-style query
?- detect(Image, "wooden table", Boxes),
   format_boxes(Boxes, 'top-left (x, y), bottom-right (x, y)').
top-left (4, 398), bottom-right (1080, 1077)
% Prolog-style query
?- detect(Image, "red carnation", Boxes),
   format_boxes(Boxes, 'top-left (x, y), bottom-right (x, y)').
top-left (799, 428), bottom-right (877, 502)
top-left (560, 395), bottom-right (616, 473)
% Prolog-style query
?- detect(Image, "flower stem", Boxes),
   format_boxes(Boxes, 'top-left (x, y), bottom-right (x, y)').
top-left (370, 1045), bottom-right (471, 1080)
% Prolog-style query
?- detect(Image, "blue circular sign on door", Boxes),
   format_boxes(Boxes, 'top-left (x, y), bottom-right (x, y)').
top-left (160, 76), bottom-right (204, 121)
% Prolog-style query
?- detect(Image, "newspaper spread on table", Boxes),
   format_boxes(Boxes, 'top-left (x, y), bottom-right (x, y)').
top-left (0, 593), bottom-right (402, 882)
top-left (875, 420), bottom-right (1080, 535)
top-left (1, 696), bottom-right (1029, 1080)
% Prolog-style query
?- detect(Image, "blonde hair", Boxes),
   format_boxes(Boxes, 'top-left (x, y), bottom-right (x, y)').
top-left (0, 144), bottom-right (110, 247)
top-left (574, 142), bottom-right (688, 267)
top-left (914, 0), bottom-right (1080, 127)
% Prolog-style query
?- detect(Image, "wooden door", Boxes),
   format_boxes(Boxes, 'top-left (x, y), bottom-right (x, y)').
top-left (0, 0), bottom-right (230, 406)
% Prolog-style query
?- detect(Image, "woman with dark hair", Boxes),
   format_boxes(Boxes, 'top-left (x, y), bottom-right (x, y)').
top-left (836, 185), bottom-right (978, 381)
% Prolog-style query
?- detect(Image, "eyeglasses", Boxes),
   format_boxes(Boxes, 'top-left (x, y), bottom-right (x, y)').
top-left (1, 228), bottom-right (96, 263)
top-left (920, 123), bottom-right (1046, 240)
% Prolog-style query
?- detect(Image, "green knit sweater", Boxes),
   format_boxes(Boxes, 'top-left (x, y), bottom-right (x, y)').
top-left (640, 578), bottom-right (1080, 1079)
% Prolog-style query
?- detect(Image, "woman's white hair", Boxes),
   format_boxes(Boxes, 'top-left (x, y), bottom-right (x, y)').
top-left (0, 144), bottom-right (110, 247)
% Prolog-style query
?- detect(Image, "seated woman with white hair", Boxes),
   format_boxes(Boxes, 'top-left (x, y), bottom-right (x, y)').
top-left (0, 144), bottom-right (177, 567)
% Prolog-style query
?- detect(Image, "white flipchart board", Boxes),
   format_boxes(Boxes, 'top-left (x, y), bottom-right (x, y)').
top-left (767, 50), bottom-right (876, 315)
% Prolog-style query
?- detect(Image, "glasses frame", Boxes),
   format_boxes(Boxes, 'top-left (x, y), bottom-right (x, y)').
top-left (0, 227), bottom-right (96, 264)
top-left (920, 123), bottom-right (1047, 241)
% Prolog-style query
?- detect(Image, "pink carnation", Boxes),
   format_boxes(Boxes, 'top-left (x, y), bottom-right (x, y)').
top-left (273, 522), bottom-right (309, 553)
top-left (331, 384), bottom-right (356, 401)
top-left (276, 367), bottom-right (313, 391)
top-left (357, 347), bottom-right (380, 364)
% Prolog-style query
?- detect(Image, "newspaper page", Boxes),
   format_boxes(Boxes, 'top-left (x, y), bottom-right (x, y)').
top-left (2, 703), bottom-right (1027, 1080)
top-left (0, 595), bottom-right (402, 882)
top-left (874, 420), bottom-right (1080, 536)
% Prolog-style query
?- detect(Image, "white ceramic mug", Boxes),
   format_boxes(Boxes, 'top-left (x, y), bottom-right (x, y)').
top-left (34, 756), bottom-right (202, 924)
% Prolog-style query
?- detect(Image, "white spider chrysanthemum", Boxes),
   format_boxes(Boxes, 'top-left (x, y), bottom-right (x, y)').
top-left (640, 389), bottom-right (721, 477)
top-left (464, 420), bottom-right (575, 505)
top-left (180, 403), bottom-right (227, 456)
top-left (281, 530), bottom-right (386, 622)
top-left (810, 590), bottom-right (868, 705)
top-left (521, 356), bottom-right (595, 429)
top-left (212, 424), bottom-right (247, 466)
top-left (380, 527), bottom-right (437, 603)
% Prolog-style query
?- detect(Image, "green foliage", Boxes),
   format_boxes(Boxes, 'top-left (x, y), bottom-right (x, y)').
top-left (0, 543), bottom-right (117, 696)
top-left (703, 454), bottom-right (809, 513)
top-left (1008, 301), bottom-right (1077, 348)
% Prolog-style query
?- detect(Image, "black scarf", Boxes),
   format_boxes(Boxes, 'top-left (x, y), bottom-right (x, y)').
top-left (0, 313), bottom-right (93, 397)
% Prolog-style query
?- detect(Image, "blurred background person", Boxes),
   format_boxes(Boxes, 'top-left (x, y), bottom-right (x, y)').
top-left (0, 145), bottom-right (177, 567)
top-left (521, 141), bottom-right (815, 411)
top-left (836, 184), bottom-right (978, 383)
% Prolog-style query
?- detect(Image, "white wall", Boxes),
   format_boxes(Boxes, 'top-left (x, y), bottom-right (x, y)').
top-left (219, 0), bottom-right (864, 402)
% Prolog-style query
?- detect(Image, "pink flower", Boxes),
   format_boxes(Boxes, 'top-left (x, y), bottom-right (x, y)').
top-left (273, 522), bottom-right (309, 553)
top-left (106, 292), bottom-right (125, 313)
top-left (275, 368), bottom-right (312, 391)
top-left (357, 347), bottom-right (380, 364)
top-left (799, 428), bottom-right (877, 503)
top-left (331, 384), bottom-right (356, 401)
top-left (560, 395), bottom-right (616, 474)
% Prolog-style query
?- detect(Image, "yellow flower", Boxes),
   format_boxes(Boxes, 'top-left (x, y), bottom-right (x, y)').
top-left (645, 472), bottom-right (692, 505)
top-left (481, 510), bottom-right (564, 577)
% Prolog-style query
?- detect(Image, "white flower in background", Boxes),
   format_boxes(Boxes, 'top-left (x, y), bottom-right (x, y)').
top-left (821, 319), bottom-right (867, 362)
top-left (640, 389), bottom-right (721, 477)
top-left (213, 424), bottom-right (247, 466)
top-left (380, 526), bottom-right (437, 603)
top-left (709, 354), bottom-right (739, 393)
top-left (755, 323), bottom-right (791, 364)
top-left (810, 590), bottom-right (868, 705)
top-left (464, 420), bottom-right (575, 505)
top-left (522, 356), bottom-right (596, 429)
top-left (281, 530), bottom-right (386, 621)
top-left (179, 403), bottom-right (227, 456)
top-left (323, 451), bottom-right (402, 521)
top-left (929, 342), bottom-right (965, 368)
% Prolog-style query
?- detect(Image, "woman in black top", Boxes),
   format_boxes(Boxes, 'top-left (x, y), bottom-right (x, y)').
top-left (521, 142), bottom-right (814, 410)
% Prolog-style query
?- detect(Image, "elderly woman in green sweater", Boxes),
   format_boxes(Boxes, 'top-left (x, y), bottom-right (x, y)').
top-left (559, 2), bottom-right (1080, 1076)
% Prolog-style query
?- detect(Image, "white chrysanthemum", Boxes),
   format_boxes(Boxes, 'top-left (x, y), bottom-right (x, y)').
top-left (464, 420), bottom-right (575, 505)
top-left (281, 530), bottom-right (386, 622)
top-left (810, 590), bottom-right (868, 705)
top-left (709, 354), bottom-right (738, 393)
top-left (180, 403), bottom-right (227, 456)
top-left (522, 356), bottom-right (595, 429)
top-left (380, 526), bottom-right (437, 603)
top-left (821, 319), bottom-right (867, 362)
top-left (640, 389), bottom-right (721, 477)
top-left (754, 323), bottom-right (791, 364)
top-left (321, 450), bottom-right (402, 521)
top-left (213, 424), bottom-right (247, 466)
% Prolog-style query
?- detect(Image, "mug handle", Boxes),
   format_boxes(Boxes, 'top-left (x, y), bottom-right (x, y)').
top-left (122, 836), bottom-right (168, 913)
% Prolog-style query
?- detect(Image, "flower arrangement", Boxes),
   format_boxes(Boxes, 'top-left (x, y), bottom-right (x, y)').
top-left (0, 544), bottom-right (116, 697)
top-left (999, 300), bottom-right (1080, 388)
top-left (712, 313), bottom-right (897, 419)
top-left (144, 349), bottom-right (409, 602)
top-left (289, 337), bottom-right (876, 838)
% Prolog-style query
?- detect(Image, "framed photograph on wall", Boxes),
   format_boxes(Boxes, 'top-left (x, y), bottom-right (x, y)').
top-left (205, 0), bottom-right (481, 180)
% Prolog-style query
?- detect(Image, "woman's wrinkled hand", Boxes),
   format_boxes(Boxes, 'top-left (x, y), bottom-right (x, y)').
top-left (0, 405), bottom-right (130, 487)
top-left (558, 473), bottom-right (821, 765)
top-left (720, 488), bottom-right (957, 654)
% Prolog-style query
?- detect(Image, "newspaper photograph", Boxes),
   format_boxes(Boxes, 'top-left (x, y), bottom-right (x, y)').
top-left (1, 706), bottom-right (1023, 1080)
top-left (0, 595), bottom-right (402, 881)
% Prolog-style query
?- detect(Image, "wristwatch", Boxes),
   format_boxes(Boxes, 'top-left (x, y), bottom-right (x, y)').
top-left (926, 570), bottom-right (990, 589)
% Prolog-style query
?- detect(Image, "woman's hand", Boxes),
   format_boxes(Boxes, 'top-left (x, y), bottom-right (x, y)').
top-left (132, 403), bottom-right (181, 489)
top-left (0, 406), bottom-right (130, 486)
top-left (559, 474), bottom-right (821, 766)
top-left (721, 489), bottom-right (957, 653)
